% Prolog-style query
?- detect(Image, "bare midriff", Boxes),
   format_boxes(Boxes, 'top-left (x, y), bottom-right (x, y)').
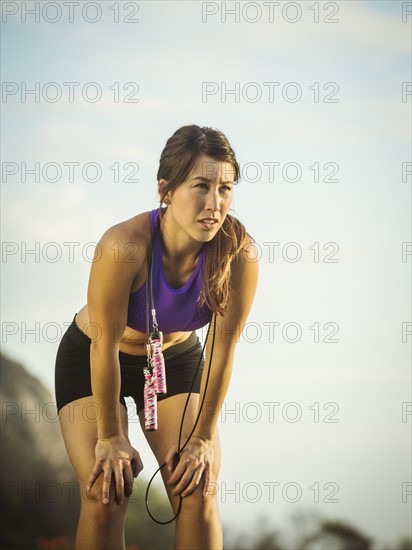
top-left (74, 304), bottom-right (192, 356)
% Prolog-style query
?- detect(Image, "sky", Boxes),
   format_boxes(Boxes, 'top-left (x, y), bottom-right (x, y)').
top-left (1, 0), bottom-right (411, 546)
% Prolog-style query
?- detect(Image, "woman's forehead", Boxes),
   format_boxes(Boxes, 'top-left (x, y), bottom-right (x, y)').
top-left (189, 155), bottom-right (236, 182)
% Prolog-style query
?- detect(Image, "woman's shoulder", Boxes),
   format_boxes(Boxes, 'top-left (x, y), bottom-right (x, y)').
top-left (230, 228), bottom-right (259, 265)
top-left (240, 233), bottom-right (260, 262)
top-left (230, 233), bottom-right (259, 286)
top-left (99, 210), bottom-right (153, 250)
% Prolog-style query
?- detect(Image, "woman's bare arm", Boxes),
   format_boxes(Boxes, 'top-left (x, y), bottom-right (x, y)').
top-left (193, 240), bottom-right (259, 441)
top-left (86, 221), bottom-right (148, 502)
top-left (166, 240), bottom-right (259, 497)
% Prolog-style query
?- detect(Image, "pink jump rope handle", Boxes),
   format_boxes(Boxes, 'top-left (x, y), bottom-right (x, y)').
top-left (143, 368), bottom-right (157, 431)
top-left (150, 331), bottom-right (167, 395)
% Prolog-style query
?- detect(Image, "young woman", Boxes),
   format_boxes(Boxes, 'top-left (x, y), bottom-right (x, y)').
top-left (55, 124), bottom-right (259, 550)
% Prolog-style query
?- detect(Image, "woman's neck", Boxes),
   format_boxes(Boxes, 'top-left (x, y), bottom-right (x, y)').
top-left (159, 212), bottom-right (204, 265)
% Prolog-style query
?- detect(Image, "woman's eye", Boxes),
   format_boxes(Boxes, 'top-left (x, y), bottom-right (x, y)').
top-left (194, 183), bottom-right (232, 193)
top-left (220, 185), bottom-right (232, 193)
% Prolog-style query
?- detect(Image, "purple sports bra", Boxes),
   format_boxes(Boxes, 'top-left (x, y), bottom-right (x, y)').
top-left (126, 208), bottom-right (212, 334)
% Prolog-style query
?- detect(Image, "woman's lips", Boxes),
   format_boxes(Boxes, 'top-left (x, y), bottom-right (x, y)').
top-left (198, 219), bottom-right (218, 230)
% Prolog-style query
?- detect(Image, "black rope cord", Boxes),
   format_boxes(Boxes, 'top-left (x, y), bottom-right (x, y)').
top-left (144, 213), bottom-right (217, 524)
top-left (145, 314), bottom-right (216, 524)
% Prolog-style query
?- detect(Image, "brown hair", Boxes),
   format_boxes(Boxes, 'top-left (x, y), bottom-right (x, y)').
top-left (157, 124), bottom-right (250, 316)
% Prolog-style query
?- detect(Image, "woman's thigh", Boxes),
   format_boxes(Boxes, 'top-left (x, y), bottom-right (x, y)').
top-left (139, 393), bottom-right (221, 513)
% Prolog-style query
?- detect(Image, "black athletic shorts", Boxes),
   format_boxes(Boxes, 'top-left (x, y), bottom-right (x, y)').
top-left (54, 314), bottom-right (205, 414)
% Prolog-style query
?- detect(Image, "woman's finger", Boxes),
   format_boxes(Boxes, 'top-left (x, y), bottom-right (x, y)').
top-left (114, 459), bottom-right (125, 504)
top-left (167, 455), bottom-right (189, 486)
top-left (202, 463), bottom-right (212, 502)
top-left (123, 463), bottom-right (135, 498)
top-left (164, 446), bottom-right (178, 473)
top-left (101, 466), bottom-right (113, 505)
top-left (86, 459), bottom-right (103, 492)
top-left (172, 463), bottom-right (201, 496)
top-left (132, 450), bottom-right (144, 477)
top-left (181, 467), bottom-right (204, 497)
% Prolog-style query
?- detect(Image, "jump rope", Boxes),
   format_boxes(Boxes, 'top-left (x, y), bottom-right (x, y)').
top-left (143, 215), bottom-right (217, 524)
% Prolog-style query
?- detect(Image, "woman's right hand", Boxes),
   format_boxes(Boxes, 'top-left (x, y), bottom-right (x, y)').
top-left (87, 434), bottom-right (144, 505)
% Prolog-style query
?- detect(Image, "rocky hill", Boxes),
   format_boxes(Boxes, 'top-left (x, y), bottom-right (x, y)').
top-left (0, 352), bottom-right (79, 549)
top-left (0, 352), bottom-right (174, 550)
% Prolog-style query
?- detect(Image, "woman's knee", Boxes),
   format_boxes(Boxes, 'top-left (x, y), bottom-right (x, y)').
top-left (178, 481), bottom-right (220, 523)
top-left (79, 479), bottom-right (130, 524)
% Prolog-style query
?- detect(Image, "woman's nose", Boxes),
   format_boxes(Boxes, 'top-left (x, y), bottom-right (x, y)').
top-left (205, 190), bottom-right (220, 212)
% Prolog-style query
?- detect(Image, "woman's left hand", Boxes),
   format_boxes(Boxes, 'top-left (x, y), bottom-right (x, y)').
top-left (165, 435), bottom-right (214, 501)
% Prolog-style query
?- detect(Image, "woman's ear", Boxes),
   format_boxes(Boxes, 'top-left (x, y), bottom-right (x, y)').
top-left (158, 179), bottom-right (171, 204)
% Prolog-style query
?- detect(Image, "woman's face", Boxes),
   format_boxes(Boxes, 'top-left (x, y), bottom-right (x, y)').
top-left (160, 154), bottom-right (236, 244)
